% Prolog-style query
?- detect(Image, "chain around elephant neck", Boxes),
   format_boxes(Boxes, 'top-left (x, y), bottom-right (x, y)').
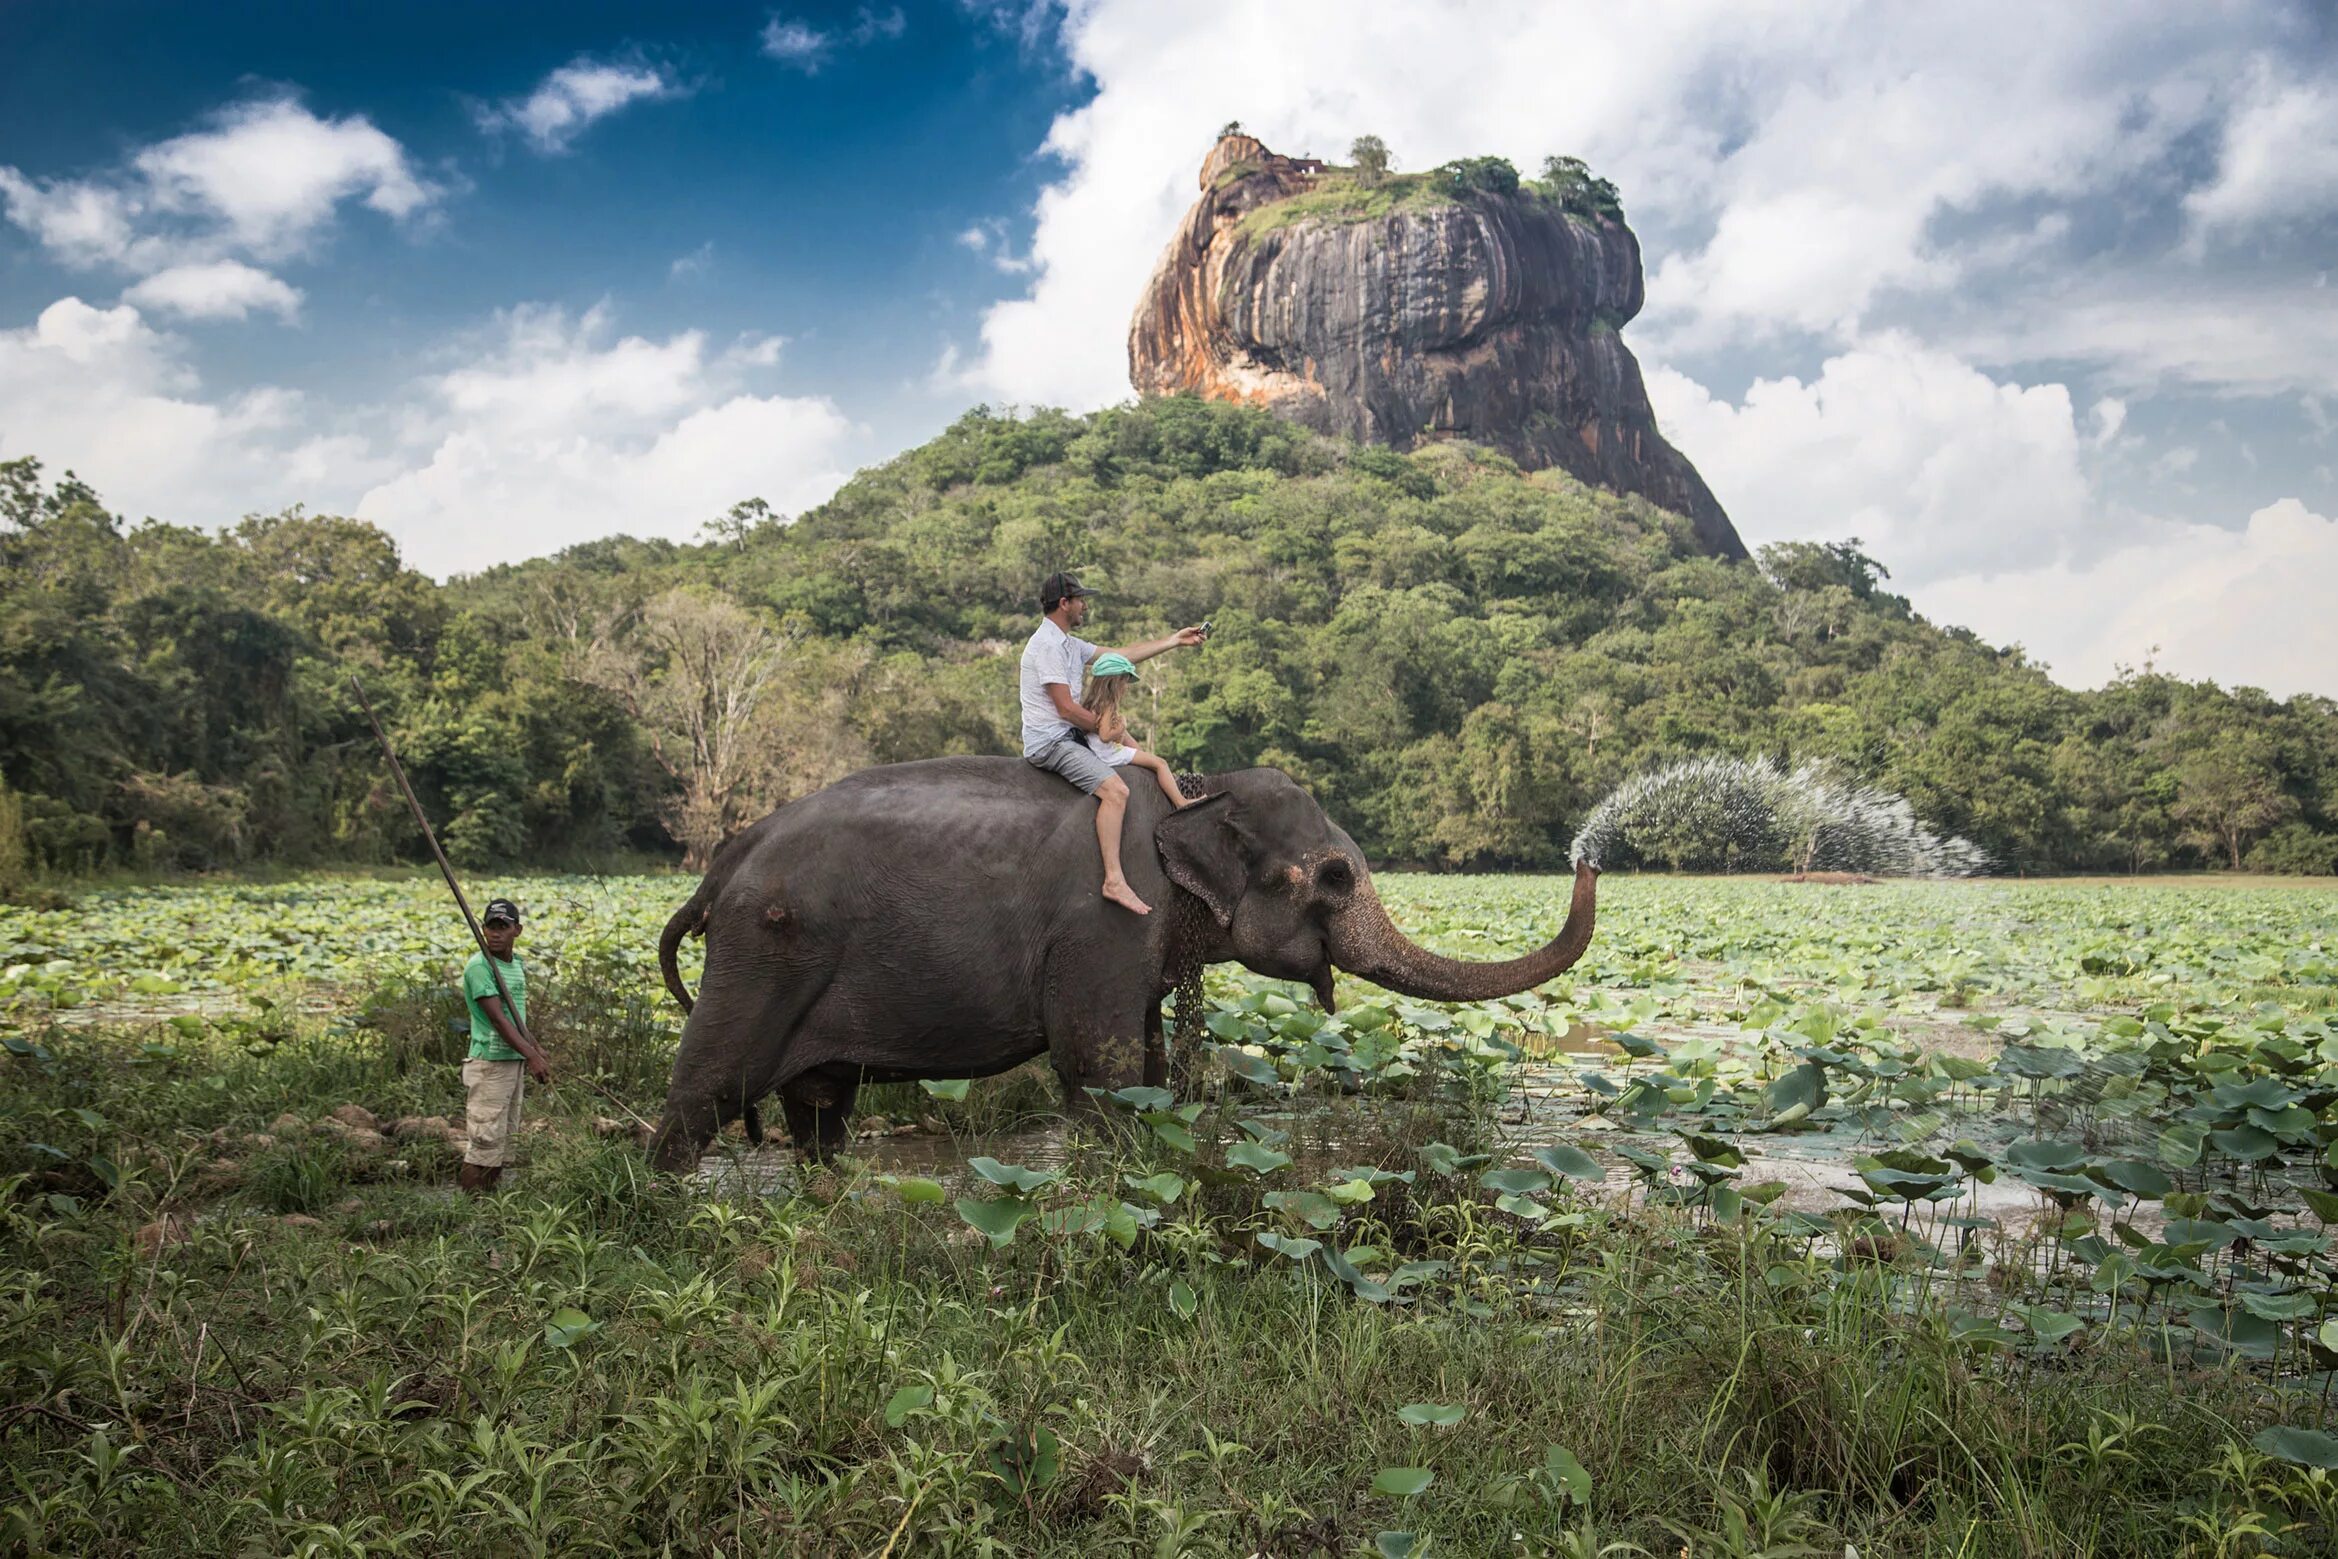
top-left (1167, 772), bottom-right (1214, 1086)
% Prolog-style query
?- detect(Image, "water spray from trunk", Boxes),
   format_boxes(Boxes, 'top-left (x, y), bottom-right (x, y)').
top-left (1569, 757), bottom-right (1989, 877)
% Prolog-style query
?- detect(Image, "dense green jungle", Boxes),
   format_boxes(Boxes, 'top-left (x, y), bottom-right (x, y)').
top-left (2, 393), bottom-right (2333, 887)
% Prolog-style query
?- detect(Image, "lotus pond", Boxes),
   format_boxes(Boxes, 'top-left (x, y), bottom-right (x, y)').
top-left (4, 870), bottom-right (2338, 1555)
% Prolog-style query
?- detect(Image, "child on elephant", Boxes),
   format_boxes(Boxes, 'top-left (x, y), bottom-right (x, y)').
top-left (1081, 653), bottom-right (1193, 810)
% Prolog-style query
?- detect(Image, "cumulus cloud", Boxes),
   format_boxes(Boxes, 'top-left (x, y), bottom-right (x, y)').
top-left (0, 297), bottom-right (385, 521)
top-left (477, 57), bottom-right (683, 154)
top-left (0, 170), bottom-right (147, 270)
top-left (0, 94), bottom-right (438, 277)
top-left (1646, 337), bottom-right (2093, 583)
top-left (761, 6), bottom-right (905, 72)
top-left (1645, 343), bottom-right (2336, 696)
top-left (355, 304), bottom-right (861, 574)
top-left (1920, 501), bottom-right (2338, 698)
top-left (129, 96), bottom-right (437, 259)
top-left (2185, 59), bottom-right (2338, 244)
top-left (122, 260), bottom-right (303, 322)
top-left (0, 292), bottom-right (860, 577)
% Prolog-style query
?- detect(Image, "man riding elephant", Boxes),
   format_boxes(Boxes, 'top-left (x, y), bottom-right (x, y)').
top-left (647, 742), bottom-right (1599, 1167)
top-left (1017, 571), bottom-right (1207, 916)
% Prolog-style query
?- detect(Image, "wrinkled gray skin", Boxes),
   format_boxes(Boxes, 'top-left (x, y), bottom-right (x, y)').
top-left (646, 758), bottom-right (1598, 1169)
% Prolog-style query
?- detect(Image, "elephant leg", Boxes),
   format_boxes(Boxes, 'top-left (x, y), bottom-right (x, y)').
top-left (1142, 1001), bottom-right (1168, 1091)
top-left (1046, 984), bottom-right (1151, 1115)
top-left (648, 963), bottom-right (830, 1171)
top-left (779, 1065), bottom-right (859, 1162)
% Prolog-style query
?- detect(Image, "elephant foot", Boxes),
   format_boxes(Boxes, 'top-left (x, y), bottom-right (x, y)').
top-left (780, 1072), bottom-right (857, 1161)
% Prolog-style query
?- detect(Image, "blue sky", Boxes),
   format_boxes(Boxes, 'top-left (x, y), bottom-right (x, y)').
top-left (2, 1), bottom-right (2335, 696)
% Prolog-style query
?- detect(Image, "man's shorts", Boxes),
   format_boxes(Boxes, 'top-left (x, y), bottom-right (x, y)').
top-left (461, 1058), bottom-right (527, 1167)
top-left (1026, 735), bottom-right (1116, 795)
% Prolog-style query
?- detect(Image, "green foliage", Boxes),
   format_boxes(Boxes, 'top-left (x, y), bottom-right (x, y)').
top-left (3, 401), bottom-right (2334, 878)
top-left (1534, 155), bottom-right (1625, 220)
top-left (1350, 133), bottom-right (1393, 187)
top-left (0, 774), bottom-right (25, 896)
top-left (1432, 155), bottom-right (1521, 198)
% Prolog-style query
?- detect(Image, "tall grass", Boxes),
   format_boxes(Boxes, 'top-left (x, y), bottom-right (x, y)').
top-left (3, 1002), bottom-right (2330, 1555)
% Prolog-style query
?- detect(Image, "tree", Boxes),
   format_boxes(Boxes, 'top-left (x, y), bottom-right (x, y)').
top-left (1219, 120), bottom-right (1245, 139)
top-left (2171, 734), bottom-right (2297, 870)
top-left (1434, 156), bottom-right (1520, 199)
top-left (582, 590), bottom-right (793, 868)
top-left (1349, 134), bottom-right (1392, 188)
top-left (702, 497), bottom-right (778, 553)
top-left (1536, 154), bottom-right (1624, 219)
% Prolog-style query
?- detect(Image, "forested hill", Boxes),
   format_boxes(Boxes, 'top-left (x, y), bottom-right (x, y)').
top-left (2, 397), bottom-right (2334, 882)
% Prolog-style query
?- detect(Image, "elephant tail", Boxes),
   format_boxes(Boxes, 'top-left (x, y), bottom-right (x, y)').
top-left (659, 886), bottom-right (711, 1014)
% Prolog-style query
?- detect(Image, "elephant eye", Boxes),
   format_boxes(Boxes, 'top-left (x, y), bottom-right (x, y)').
top-left (1315, 858), bottom-right (1354, 895)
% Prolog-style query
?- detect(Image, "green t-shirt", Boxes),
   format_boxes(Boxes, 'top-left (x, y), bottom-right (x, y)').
top-left (462, 952), bottom-right (528, 1062)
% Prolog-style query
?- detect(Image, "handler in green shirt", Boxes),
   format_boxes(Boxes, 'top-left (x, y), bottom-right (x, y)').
top-left (458, 897), bottom-right (552, 1194)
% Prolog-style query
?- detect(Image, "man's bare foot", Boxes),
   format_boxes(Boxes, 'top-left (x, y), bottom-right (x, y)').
top-left (1102, 875), bottom-right (1152, 914)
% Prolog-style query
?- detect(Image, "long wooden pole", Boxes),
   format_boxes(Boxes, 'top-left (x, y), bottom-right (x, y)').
top-left (348, 673), bottom-right (652, 1130)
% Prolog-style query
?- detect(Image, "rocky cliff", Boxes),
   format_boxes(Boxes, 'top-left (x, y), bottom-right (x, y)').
top-left (1129, 136), bottom-right (1746, 558)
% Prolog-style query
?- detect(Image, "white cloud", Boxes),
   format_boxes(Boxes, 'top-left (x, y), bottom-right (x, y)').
top-left (0, 297), bottom-right (385, 522)
top-left (0, 170), bottom-right (148, 270)
top-left (2185, 60), bottom-right (2338, 244)
top-left (850, 7), bottom-right (907, 44)
top-left (478, 58), bottom-right (682, 154)
top-left (761, 7), bottom-right (906, 72)
top-left (355, 304), bottom-right (860, 574)
top-left (0, 95), bottom-right (438, 276)
top-left (0, 293), bottom-right (858, 577)
top-left (669, 241), bottom-right (715, 279)
top-left (122, 260), bottom-right (303, 322)
top-left (1974, 276), bottom-right (2338, 399)
top-left (1920, 501), bottom-right (2338, 698)
top-left (760, 19), bottom-right (830, 69)
top-left (953, 0), bottom-right (2285, 407)
top-left (131, 96), bottom-right (436, 257)
top-left (1646, 337), bottom-right (2092, 583)
top-left (953, 216), bottom-right (1032, 274)
top-left (1643, 340), bottom-right (2336, 695)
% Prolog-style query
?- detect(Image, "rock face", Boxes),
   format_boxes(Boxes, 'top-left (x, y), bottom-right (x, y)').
top-left (1129, 136), bottom-right (1747, 559)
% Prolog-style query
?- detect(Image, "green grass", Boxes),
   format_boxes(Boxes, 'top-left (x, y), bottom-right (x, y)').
top-left (1230, 168), bottom-right (1616, 244)
top-left (1234, 172), bottom-right (1462, 239)
top-left (4, 873), bottom-right (2338, 1552)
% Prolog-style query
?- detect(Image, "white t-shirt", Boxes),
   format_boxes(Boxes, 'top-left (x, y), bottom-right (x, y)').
top-left (1098, 740), bottom-right (1138, 767)
top-left (1018, 617), bottom-right (1097, 756)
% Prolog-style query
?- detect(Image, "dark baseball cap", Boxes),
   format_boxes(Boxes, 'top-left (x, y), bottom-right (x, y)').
top-left (1039, 571), bottom-right (1095, 609)
top-left (481, 898), bottom-right (522, 926)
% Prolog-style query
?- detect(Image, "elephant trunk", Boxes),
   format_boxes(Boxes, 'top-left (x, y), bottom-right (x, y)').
top-left (1329, 863), bottom-right (1598, 1002)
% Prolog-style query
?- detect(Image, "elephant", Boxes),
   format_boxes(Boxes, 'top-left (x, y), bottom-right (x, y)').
top-left (645, 756), bottom-right (1598, 1169)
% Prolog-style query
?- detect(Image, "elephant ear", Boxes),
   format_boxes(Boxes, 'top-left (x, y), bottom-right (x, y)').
top-left (1154, 793), bottom-right (1247, 928)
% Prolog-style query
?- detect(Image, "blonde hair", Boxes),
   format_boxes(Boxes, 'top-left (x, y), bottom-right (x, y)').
top-left (1081, 672), bottom-right (1132, 726)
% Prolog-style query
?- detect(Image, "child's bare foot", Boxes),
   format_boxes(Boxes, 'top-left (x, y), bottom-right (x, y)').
top-left (1102, 875), bottom-right (1152, 914)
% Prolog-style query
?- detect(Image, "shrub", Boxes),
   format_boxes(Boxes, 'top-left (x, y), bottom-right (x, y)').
top-left (355, 972), bottom-right (472, 1075)
top-left (2246, 821), bottom-right (2338, 875)
top-left (1433, 155), bottom-right (1520, 199)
